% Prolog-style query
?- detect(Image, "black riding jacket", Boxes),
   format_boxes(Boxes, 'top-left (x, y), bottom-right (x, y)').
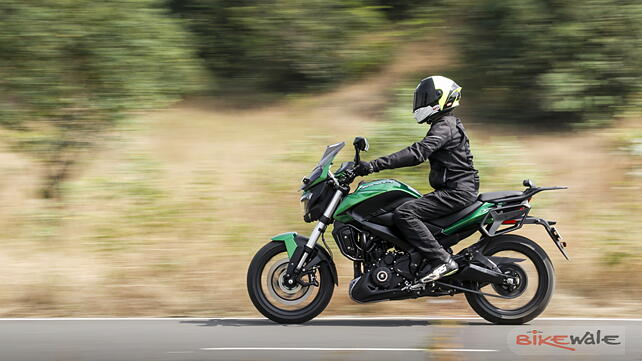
top-left (369, 114), bottom-right (480, 192)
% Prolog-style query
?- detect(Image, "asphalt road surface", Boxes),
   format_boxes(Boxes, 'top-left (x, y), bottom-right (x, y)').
top-left (0, 317), bottom-right (639, 361)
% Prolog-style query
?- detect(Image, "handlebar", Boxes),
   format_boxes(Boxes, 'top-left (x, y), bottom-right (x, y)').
top-left (341, 167), bottom-right (357, 184)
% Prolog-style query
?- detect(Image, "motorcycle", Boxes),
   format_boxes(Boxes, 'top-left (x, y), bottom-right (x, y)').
top-left (247, 137), bottom-right (569, 324)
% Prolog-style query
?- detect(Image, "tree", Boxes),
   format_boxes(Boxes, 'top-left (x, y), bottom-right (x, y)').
top-left (0, 0), bottom-right (203, 198)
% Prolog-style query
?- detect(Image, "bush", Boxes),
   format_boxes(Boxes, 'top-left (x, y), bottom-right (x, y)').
top-left (169, 0), bottom-right (388, 92)
top-left (452, 0), bottom-right (642, 126)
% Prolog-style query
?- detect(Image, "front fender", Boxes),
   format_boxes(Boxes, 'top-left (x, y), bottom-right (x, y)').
top-left (271, 232), bottom-right (299, 258)
top-left (270, 232), bottom-right (338, 285)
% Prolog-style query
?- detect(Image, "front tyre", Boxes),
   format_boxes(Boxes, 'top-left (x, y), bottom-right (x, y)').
top-left (465, 235), bottom-right (555, 325)
top-left (247, 241), bottom-right (334, 324)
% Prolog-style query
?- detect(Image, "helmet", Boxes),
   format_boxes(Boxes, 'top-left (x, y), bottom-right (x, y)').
top-left (412, 76), bottom-right (462, 123)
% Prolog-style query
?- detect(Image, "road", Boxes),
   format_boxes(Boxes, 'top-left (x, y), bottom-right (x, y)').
top-left (0, 317), bottom-right (639, 361)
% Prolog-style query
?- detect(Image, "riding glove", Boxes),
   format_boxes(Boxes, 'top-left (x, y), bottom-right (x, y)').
top-left (354, 161), bottom-right (374, 176)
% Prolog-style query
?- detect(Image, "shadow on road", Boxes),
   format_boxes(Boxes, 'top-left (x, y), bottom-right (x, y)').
top-left (464, 321), bottom-right (517, 326)
top-left (180, 319), bottom-right (488, 327)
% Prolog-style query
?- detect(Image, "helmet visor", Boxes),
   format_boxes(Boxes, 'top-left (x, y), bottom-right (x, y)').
top-left (413, 78), bottom-right (440, 111)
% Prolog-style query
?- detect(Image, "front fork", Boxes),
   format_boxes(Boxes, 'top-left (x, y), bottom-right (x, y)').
top-left (286, 189), bottom-right (344, 283)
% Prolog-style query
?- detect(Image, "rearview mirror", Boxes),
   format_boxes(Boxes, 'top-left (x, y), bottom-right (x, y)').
top-left (523, 179), bottom-right (535, 188)
top-left (353, 137), bottom-right (369, 152)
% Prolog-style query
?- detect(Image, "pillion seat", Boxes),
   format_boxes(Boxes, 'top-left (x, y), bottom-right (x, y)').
top-left (478, 191), bottom-right (523, 203)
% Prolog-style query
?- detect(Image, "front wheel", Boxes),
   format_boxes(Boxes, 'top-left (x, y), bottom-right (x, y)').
top-left (465, 234), bottom-right (555, 325)
top-left (247, 241), bottom-right (334, 324)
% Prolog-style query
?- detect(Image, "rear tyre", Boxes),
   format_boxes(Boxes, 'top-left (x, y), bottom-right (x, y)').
top-left (247, 241), bottom-right (334, 324)
top-left (465, 234), bottom-right (555, 325)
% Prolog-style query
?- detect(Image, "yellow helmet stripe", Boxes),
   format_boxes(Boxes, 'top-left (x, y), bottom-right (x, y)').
top-left (430, 75), bottom-right (449, 109)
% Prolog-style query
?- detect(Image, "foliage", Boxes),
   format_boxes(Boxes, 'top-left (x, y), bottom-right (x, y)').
top-left (0, 0), bottom-right (203, 198)
top-left (375, 0), bottom-right (438, 21)
top-left (451, 0), bottom-right (642, 126)
top-left (169, 0), bottom-right (389, 92)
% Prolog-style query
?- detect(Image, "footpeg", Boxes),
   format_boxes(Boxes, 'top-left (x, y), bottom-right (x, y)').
top-left (407, 283), bottom-right (425, 291)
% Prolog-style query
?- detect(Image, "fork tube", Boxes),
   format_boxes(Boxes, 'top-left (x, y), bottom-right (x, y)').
top-left (295, 189), bottom-right (343, 271)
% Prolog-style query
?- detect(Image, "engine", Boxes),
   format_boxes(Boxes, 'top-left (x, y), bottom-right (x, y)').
top-left (332, 222), bottom-right (424, 302)
top-left (349, 249), bottom-right (421, 303)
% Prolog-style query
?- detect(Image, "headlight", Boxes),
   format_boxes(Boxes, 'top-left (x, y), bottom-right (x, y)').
top-left (300, 191), bottom-right (313, 215)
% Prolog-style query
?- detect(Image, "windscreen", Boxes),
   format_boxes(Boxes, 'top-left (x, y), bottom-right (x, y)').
top-left (317, 142), bottom-right (345, 170)
top-left (301, 142), bottom-right (345, 190)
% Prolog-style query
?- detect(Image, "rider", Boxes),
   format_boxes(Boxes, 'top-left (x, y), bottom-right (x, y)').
top-left (354, 75), bottom-right (479, 283)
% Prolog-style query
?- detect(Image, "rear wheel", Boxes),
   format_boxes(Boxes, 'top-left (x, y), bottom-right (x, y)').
top-left (247, 241), bottom-right (334, 324)
top-left (465, 234), bottom-right (555, 325)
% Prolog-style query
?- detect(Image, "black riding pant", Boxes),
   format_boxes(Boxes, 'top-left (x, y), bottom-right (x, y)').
top-left (393, 189), bottom-right (478, 263)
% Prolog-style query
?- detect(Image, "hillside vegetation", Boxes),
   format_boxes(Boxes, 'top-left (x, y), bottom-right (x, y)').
top-left (0, 41), bottom-right (639, 317)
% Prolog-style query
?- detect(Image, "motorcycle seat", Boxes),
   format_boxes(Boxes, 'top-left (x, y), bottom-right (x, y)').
top-left (478, 191), bottom-right (523, 203)
top-left (429, 200), bottom-right (483, 228)
top-left (371, 200), bottom-right (484, 229)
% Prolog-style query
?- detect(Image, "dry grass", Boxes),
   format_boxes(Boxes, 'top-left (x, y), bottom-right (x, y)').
top-left (0, 41), bottom-right (639, 318)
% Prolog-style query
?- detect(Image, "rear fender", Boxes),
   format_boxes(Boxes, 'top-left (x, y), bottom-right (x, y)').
top-left (270, 232), bottom-right (338, 285)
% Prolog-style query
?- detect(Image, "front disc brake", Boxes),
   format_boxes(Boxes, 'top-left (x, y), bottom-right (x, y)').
top-left (266, 258), bottom-right (314, 306)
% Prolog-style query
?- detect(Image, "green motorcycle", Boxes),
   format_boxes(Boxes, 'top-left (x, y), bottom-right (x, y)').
top-left (247, 137), bottom-right (569, 324)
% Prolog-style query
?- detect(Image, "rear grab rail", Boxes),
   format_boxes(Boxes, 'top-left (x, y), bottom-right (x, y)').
top-left (479, 202), bottom-right (530, 237)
